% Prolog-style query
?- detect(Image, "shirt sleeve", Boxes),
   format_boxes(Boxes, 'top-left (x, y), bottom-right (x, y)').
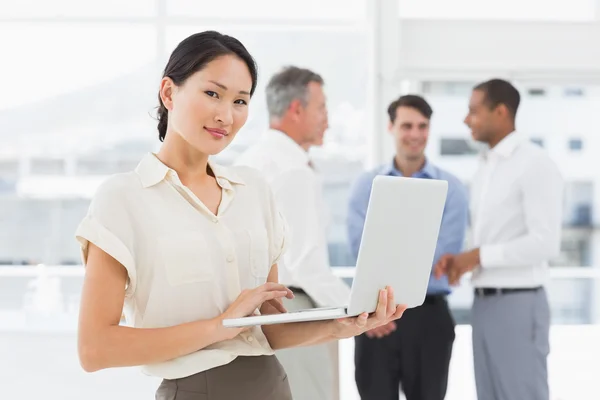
top-left (432, 179), bottom-right (470, 266)
top-left (75, 177), bottom-right (137, 297)
top-left (479, 154), bottom-right (564, 268)
top-left (346, 172), bottom-right (374, 261)
top-left (265, 184), bottom-right (289, 267)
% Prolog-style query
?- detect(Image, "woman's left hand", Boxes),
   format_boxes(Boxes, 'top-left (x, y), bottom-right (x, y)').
top-left (331, 286), bottom-right (406, 340)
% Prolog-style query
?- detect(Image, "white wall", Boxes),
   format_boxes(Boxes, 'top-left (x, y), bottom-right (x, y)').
top-left (397, 20), bottom-right (600, 82)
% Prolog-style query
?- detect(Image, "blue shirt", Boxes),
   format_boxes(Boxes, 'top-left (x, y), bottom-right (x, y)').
top-left (346, 159), bottom-right (469, 295)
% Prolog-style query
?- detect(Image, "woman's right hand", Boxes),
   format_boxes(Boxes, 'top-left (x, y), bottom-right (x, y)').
top-left (218, 283), bottom-right (294, 339)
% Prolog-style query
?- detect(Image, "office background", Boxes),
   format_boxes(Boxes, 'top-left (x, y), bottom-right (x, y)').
top-left (1, 1), bottom-right (599, 399)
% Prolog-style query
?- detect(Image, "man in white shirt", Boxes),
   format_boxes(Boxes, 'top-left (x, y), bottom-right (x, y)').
top-left (435, 79), bottom-right (564, 400)
top-left (235, 66), bottom-right (350, 400)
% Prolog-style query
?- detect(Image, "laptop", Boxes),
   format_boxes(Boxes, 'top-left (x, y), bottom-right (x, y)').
top-left (222, 175), bottom-right (448, 328)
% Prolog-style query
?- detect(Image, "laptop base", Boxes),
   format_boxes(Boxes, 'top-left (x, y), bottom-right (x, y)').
top-left (222, 307), bottom-right (348, 328)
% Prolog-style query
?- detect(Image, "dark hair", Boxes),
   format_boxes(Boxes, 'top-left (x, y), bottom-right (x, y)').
top-left (387, 95), bottom-right (433, 123)
top-left (157, 31), bottom-right (258, 141)
top-left (473, 79), bottom-right (521, 120)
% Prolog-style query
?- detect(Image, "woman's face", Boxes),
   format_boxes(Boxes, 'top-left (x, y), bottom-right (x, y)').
top-left (161, 54), bottom-right (253, 155)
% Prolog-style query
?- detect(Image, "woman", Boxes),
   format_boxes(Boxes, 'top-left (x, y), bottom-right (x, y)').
top-left (76, 30), bottom-right (405, 400)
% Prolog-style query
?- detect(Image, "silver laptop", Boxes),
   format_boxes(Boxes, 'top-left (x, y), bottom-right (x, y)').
top-left (222, 175), bottom-right (448, 328)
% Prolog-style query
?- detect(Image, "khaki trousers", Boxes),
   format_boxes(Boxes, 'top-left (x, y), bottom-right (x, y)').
top-left (155, 355), bottom-right (292, 400)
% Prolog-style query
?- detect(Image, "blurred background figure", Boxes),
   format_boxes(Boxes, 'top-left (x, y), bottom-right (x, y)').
top-left (348, 95), bottom-right (468, 400)
top-left (436, 79), bottom-right (563, 400)
top-left (235, 66), bottom-right (350, 400)
top-left (2, 1), bottom-right (600, 399)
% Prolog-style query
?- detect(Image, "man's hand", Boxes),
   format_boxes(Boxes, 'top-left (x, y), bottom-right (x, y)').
top-left (365, 321), bottom-right (397, 339)
top-left (435, 249), bottom-right (481, 285)
top-left (434, 254), bottom-right (454, 279)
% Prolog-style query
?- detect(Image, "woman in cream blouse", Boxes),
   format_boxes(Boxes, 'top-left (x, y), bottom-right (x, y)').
top-left (75, 30), bottom-right (405, 400)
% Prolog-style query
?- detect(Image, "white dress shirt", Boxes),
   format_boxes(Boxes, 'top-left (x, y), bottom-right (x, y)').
top-left (470, 131), bottom-right (564, 288)
top-left (75, 153), bottom-right (287, 379)
top-left (235, 129), bottom-right (351, 307)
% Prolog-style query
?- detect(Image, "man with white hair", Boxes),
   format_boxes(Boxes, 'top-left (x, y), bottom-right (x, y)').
top-left (236, 66), bottom-right (350, 400)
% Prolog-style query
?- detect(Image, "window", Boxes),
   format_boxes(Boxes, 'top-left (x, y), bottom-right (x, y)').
top-left (563, 182), bottom-right (593, 227)
top-left (0, 23), bottom-right (158, 168)
top-left (76, 159), bottom-right (122, 175)
top-left (530, 138), bottom-right (544, 147)
top-left (440, 138), bottom-right (478, 156)
top-left (569, 138), bottom-right (584, 151)
top-left (564, 87), bottom-right (585, 97)
top-left (30, 158), bottom-right (66, 175)
top-left (398, 0), bottom-right (596, 21)
top-left (422, 81), bottom-right (476, 96)
top-left (0, 24), bottom-right (156, 110)
top-left (527, 88), bottom-right (547, 97)
top-left (0, 6), bottom-right (370, 270)
top-left (0, 160), bottom-right (19, 194)
top-left (0, 160), bottom-right (19, 178)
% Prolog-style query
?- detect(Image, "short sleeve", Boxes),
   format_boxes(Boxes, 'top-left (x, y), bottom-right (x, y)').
top-left (263, 177), bottom-right (288, 266)
top-left (75, 176), bottom-right (137, 297)
top-left (269, 208), bottom-right (289, 266)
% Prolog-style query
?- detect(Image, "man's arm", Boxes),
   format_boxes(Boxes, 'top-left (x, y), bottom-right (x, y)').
top-left (479, 155), bottom-right (563, 268)
top-left (346, 172), bottom-right (374, 261)
top-left (431, 180), bottom-right (470, 269)
top-left (437, 155), bottom-right (563, 283)
top-left (273, 169), bottom-right (350, 307)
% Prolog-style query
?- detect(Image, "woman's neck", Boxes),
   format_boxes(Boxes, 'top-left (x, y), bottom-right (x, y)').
top-left (156, 133), bottom-right (212, 184)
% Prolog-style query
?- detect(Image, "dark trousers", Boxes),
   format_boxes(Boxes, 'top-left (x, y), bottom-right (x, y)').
top-left (354, 295), bottom-right (455, 400)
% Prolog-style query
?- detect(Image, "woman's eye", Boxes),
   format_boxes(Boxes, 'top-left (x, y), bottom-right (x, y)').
top-left (234, 99), bottom-right (248, 105)
top-left (205, 91), bottom-right (219, 98)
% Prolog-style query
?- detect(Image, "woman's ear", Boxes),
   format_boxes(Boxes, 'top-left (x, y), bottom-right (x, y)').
top-left (159, 77), bottom-right (176, 111)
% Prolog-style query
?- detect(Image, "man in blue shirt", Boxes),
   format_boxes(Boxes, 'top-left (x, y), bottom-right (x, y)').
top-left (347, 95), bottom-right (469, 400)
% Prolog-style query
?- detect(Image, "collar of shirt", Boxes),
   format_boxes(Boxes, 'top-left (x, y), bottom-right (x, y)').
top-left (482, 130), bottom-right (526, 161)
top-left (378, 157), bottom-right (438, 179)
top-left (263, 129), bottom-right (311, 168)
top-left (135, 153), bottom-right (246, 190)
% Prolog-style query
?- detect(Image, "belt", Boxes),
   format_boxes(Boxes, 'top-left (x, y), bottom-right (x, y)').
top-left (474, 287), bottom-right (541, 296)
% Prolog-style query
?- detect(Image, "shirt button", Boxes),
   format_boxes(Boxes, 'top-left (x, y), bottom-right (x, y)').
top-left (247, 336), bottom-right (254, 343)
top-left (212, 217), bottom-right (219, 223)
top-left (226, 255), bottom-right (235, 263)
